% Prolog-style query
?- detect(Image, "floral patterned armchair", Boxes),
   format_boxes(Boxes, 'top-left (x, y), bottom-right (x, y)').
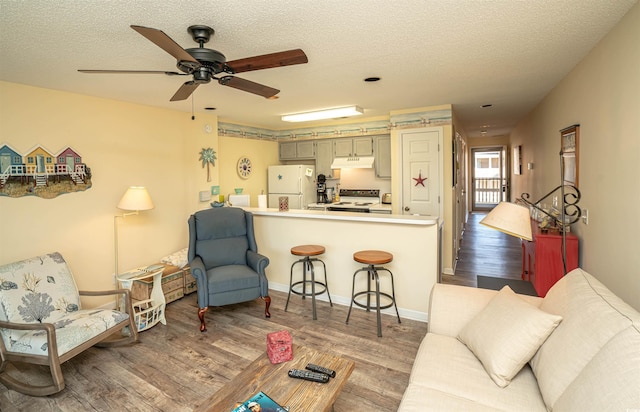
top-left (0, 252), bottom-right (138, 396)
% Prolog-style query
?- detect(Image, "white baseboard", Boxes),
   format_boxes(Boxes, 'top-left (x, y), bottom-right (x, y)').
top-left (268, 282), bottom-right (428, 323)
top-left (102, 283), bottom-right (429, 323)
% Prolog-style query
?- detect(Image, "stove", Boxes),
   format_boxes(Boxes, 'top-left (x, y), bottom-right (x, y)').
top-left (327, 189), bottom-right (380, 213)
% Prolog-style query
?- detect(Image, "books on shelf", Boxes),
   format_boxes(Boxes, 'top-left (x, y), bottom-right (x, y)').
top-left (231, 391), bottom-right (287, 412)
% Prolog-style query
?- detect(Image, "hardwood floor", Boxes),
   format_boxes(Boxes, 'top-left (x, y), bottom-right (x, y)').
top-left (0, 290), bottom-right (427, 411)
top-left (0, 212), bottom-right (521, 411)
top-left (442, 211), bottom-right (523, 287)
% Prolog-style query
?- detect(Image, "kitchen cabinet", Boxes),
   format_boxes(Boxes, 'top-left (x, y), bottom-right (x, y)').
top-left (522, 223), bottom-right (579, 297)
top-left (315, 139), bottom-right (336, 178)
top-left (279, 142), bottom-right (297, 160)
top-left (296, 140), bottom-right (315, 158)
top-left (333, 137), bottom-right (373, 157)
top-left (375, 136), bottom-right (391, 178)
top-left (279, 140), bottom-right (315, 160)
top-left (334, 139), bottom-right (354, 157)
top-left (279, 136), bottom-right (386, 179)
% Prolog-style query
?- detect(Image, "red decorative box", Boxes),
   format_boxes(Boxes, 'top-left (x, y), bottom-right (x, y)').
top-left (266, 330), bottom-right (293, 364)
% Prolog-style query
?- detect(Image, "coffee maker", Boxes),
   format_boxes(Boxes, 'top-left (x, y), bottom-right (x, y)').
top-left (316, 174), bottom-right (329, 203)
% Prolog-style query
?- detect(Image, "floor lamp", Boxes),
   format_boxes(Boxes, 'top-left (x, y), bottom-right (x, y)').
top-left (114, 186), bottom-right (155, 277)
top-left (480, 159), bottom-right (581, 276)
top-left (479, 201), bottom-right (532, 241)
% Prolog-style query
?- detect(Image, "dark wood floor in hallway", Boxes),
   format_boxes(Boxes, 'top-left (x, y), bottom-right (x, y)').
top-left (442, 212), bottom-right (523, 288)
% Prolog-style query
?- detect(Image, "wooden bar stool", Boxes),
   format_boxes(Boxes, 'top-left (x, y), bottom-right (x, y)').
top-left (346, 250), bottom-right (401, 337)
top-left (285, 245), bottom-right (333, 320)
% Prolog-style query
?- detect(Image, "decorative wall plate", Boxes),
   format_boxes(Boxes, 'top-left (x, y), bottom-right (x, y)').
top-left (237, 156), bottom-right (252, 179)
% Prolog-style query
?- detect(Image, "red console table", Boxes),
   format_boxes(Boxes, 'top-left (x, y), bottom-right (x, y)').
top-left (521, 221), bottom-right (579, 297)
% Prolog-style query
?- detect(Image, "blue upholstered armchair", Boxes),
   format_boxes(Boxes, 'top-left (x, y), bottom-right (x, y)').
top-left (188, 207), bottom-right (270, 332)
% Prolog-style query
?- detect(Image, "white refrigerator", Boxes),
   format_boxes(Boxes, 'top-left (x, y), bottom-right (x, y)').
top-left (268, 164), bottom-right (316, 209)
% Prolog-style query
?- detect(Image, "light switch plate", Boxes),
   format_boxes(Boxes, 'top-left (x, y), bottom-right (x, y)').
top-left (199, 191), bottom-right (211, 202)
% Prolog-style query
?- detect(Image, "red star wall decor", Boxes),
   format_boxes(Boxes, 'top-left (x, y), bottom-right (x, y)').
top-left (413, 171), bottom-right (427, 187)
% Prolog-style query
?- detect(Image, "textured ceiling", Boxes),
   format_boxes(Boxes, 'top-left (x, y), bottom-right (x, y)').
top-left (0, 0), bottom-right (636, 138)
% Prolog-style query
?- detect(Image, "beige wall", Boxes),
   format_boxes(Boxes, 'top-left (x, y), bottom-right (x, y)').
top-left (0, 82), bottom-right (275, 305)
top-left (218, 136), bottom-right (279, 207)
top-left (0, 81), bottom-right (212, 296)
top-left (509, 3), bottom-right (640, 309)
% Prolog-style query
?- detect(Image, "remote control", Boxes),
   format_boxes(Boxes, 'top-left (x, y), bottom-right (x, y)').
top-left (306, 363), bottom-right (336, 378)
top-left (288, 369), bottom-right (330, 383)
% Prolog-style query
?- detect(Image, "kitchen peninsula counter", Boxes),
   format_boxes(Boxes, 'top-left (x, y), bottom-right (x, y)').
top-left (243, 207), bottom-right (441, 321)
top-left (246, 207), bottom-right (438, 225)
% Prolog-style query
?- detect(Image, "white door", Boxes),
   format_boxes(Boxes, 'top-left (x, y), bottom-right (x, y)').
top-left (471, 147), bottom-right (505, 211)
top-left (401, 129), bottom-right (441, 216)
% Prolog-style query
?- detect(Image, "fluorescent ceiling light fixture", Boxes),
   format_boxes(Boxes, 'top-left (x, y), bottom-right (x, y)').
top-left (282, 106), bottom-right (363, 122)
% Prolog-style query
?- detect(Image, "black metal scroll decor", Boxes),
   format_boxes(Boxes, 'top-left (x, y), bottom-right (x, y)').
top-left (519, 184), bottom-right (582, 229)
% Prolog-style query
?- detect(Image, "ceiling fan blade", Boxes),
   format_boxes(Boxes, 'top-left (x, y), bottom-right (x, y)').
top-left (131, 25), bottom-right (199, 66)
top-left (226, 49), bottom-right (308, 73)
top-left (170, 81), bottom-right (200, 101)
top-left (219, 76), bottom-right (279, 98)
top-left (78, 69), bottom-right (186, 76)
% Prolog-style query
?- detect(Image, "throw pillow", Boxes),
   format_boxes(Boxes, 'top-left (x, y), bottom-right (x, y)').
top-left (457, 285), bottom-right (562, 387)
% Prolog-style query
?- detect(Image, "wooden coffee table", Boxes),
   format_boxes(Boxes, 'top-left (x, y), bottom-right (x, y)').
top-left (198, 344), bottom-right (355, 412)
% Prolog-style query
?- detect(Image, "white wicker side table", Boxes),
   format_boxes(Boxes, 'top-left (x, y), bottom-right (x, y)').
top-left (117, 265), bottom-right (166, 331)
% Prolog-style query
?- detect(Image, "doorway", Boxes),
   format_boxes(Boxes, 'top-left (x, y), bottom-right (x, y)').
top-left (400, 128), bottom-right (442, 216)
top-left (471, 146), bottom-right (508, 211)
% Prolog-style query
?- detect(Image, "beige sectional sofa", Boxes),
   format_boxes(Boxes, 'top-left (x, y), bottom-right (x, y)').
top-left (398, 269), bottom-right (640, 411)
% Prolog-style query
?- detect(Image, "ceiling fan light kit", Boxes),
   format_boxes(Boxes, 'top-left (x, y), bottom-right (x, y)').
top-left (78, 24), bottom-right (308, 102)
top-left (282, 106), bottom-right (364, 122)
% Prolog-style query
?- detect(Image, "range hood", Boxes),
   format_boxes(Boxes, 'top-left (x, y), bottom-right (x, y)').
top-left (331, 156), bottom-right (375, 169)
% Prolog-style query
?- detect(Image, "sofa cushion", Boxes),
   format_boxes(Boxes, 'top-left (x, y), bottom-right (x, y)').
top-left (206, 265), bottom-right (260, 292)
top-left (5, 308), bottom-right (130, 356)
top-left (427, 283), bottom-right (543, 337)
top-left (398, 385), bottom-right (505, 411)
top-left (530, 269), bottom-right (640, 407)
top-left (458, 286), bottom-right (562, 387)
top-left (194, 207), bottom-right (249, 268)
top-left (197, 237), bottom-right (249, 268)
top-left (552, 325), bottom-right (640, 411)
top-left (402, 333), bottom-right (547, 411)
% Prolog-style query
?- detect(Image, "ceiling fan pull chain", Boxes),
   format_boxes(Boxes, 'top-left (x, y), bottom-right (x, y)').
top-left (191, 94), bottom-right (195, 120)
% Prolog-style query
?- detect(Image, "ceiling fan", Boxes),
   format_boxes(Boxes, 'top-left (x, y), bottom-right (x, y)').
top-left (78, 25), bottom-right (308, 101)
